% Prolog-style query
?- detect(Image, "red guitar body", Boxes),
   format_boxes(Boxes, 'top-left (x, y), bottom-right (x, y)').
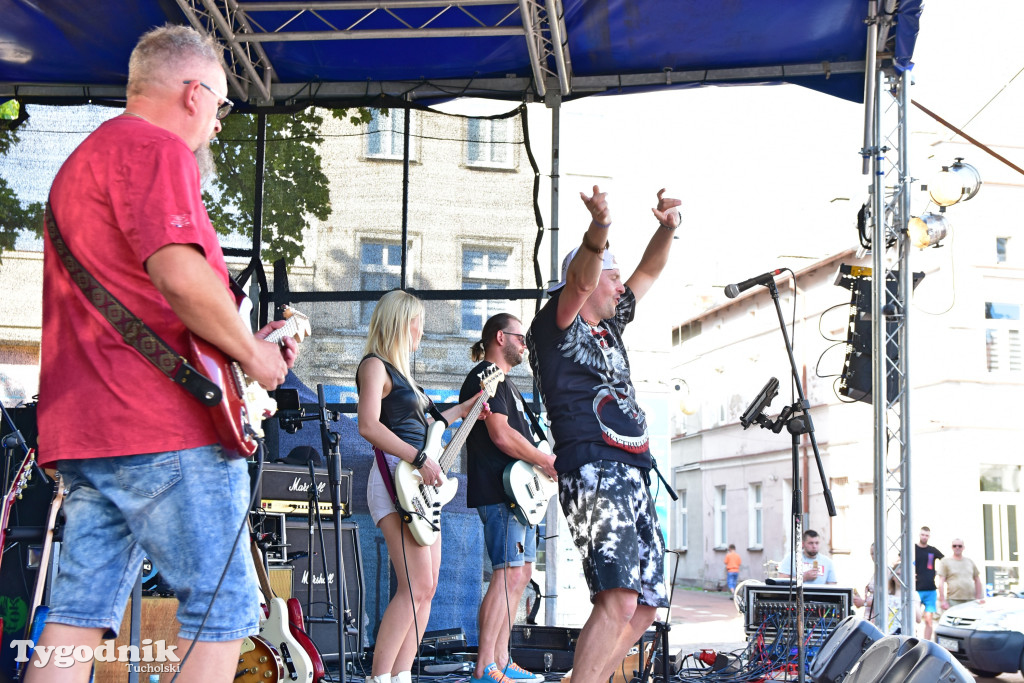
top-left (286, 598), bottom-right (326, 682)
top-left (187, 306), bottom-right (310, 457)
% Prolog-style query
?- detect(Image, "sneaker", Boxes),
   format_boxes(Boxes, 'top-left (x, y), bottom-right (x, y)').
top-left (499, 661), bottom-right (545, 682)
top-left (471, 663), bottom-right (513, 682)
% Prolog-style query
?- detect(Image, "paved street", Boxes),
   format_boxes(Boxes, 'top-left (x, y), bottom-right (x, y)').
top-left (665, 587), bottom-right (1023, 682)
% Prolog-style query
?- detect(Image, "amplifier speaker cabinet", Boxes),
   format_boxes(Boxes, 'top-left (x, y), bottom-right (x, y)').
top-left (845, 635), bottom-right (972, 683)
top-left (285, 519), bottom-right (365, 660)
top-left (253, 462), bottom-right (352, 518)
top-left (810, 615), bottom-right (883, 683)
top-left (92, 597), bottom-right (180, 683)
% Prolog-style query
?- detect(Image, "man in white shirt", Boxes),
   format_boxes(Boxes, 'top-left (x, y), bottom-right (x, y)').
top-left (779, 529), bottom-right (837, 585)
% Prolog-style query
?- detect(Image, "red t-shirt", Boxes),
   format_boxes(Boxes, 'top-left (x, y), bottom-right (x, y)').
top-left (38, 116), bottom-right (230, 465)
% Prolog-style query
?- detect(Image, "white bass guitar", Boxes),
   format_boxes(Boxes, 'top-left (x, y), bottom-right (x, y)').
top-left (394, 365), bottom-right (504, 546)
top-left (502, 439), bottom-right (557, 527)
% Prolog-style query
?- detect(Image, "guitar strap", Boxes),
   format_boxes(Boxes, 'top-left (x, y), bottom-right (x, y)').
top-left (506, 375), bottom-right (548, 445)
top-left (44, 202), bottom-right (222, 406)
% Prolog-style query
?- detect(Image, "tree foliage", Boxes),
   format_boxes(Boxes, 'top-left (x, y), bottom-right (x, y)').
top-left (0, 102), bottom-right (45, 256)
top-left (205, 107), bottom-right (371, 264)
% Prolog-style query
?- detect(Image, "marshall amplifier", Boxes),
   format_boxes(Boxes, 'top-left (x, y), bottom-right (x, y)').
top-left (254, 463), bottom-right (352, 518)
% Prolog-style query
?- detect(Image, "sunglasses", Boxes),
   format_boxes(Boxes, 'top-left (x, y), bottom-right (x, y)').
top-left (502, 331), bottom-right (526, 343)
top-left (952, 544), bottom-right (963, 548)
top-left (183, 80), bottom-right (234, 120)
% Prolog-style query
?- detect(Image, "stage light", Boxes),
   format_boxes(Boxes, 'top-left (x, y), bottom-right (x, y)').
top-left (928, 158), bottom-right (982, 207)
top-left (908, 213), bottom-right (950, 249)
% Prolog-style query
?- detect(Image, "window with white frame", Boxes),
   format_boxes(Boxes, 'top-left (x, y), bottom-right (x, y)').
top-left (467, 117), bottom-right (513, 168)
top-left (367, 108), bottom-right (416, 160)
top-left (985, 302), bottom-right (1022, 373)
top-left (461, 248), bottom-right (511, 335)
top-left (360, 241), bottom-right (403, 325)
top-left (675, 489), bottom-right (688, 550)
top-left (748, 483), bottom-right (763, 548)
top-left (714, 486), bottom-right (727, 548)
top-left (997, 237), bottom-right (1010, 263)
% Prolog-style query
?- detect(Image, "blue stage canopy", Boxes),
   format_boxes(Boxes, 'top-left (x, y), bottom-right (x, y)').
top-left (0, 0), bottom-right (922, 108)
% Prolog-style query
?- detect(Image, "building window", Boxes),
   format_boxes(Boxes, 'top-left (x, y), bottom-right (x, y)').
top-left (675, 489), bottom-right (688, 550)
top-left (461, 248), bottom-right (511, 335)
top-left (748, 483), bottom-right (763, 548)
top-left (367, 108), bottom-right (416, 160)
top-left (714, 485), bottom-right (727, 548)
top-left (997, 237), bottom-right (1009, 263)
top-left (986, 329), bottom-right (1022, 373)
top-left (360, 241), bottom-right (403, 325)
top-left (672, 320), bottom-right (702, 346)
top-left (981, 464), bottom-right (1021, 492)
top-left (985, 302), bottom-right (1021, 320)
top-left (467, 117), bottom-right (513, 168)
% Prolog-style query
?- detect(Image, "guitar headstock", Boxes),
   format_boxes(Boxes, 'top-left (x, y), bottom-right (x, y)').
top-left (6, 449), bottom-right (34, 504)
top-left (478, 365), bottom-right (505, 399)
top-left (280, 306), bottom-right (312, 344)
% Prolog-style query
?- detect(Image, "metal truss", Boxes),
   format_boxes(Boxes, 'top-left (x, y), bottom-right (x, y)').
top-left (174, 0), bottom-right (573, 102)
top-left (176, 0), bottom-right (277, 103)
top-left (518, 0), bottom-right (571, 98)
top-left (868, 64), bottom-right (915, 635)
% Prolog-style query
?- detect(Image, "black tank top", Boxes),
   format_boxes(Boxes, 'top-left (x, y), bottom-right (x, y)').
top-left (357, 353), bottom-right (429, 450)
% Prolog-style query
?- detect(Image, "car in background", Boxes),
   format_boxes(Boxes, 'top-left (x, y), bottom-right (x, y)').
top-left (935, 593), bottom-right (1024, 678)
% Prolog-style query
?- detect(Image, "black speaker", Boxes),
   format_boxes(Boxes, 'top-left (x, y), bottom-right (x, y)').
top-left (810, 615), bottom-right (883, 683)
top-left (846, 635), bottom-right (973, 683)
top-left (285, 518), bottom-right (365, 660)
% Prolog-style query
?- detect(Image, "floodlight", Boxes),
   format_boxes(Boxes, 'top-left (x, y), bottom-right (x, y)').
top-left (928, 158), bottom-right (982, 207)
top-left (908, 213), bottom-right (950, 249)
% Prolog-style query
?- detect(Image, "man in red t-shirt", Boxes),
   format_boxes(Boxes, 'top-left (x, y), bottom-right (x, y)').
top-left (30, 25), bottom-right (297, 683)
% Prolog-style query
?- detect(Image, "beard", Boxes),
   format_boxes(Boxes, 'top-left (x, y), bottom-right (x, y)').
top-left (502, 343), bottom-right (524, 368)
top-left (194, 142), bottom-right (218, 188)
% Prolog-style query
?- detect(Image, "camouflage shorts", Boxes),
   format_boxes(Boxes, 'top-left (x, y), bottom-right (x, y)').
top-left (558, 460), bottom-right (668, 608)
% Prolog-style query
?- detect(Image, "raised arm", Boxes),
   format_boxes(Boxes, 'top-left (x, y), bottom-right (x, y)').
top-left (624, 188), bottom-right (681, 302)
top-left (555, 185), bottom-right (612, 330)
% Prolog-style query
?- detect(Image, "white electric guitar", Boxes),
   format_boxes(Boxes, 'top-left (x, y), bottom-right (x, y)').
top-left (394, 365), bottom-right (504, 546)
top-left (502, 438), bottom-right (558, 527)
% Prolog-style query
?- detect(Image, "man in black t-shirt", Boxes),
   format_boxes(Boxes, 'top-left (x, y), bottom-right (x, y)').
top-left (526, 186), bottom-right (681, 682)
top-left (460, 313), bottom-right (556, 683)
top-left (914, 525), bottom-right (944, 640)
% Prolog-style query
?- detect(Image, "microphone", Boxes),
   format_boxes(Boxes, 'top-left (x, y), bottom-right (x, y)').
top-left (724, 268), bottom-right (784, 298)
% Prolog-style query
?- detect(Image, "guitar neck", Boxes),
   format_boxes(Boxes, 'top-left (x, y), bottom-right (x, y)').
top-left (263, 318), bottom-right (300, 346)
top-left (437, 395), bottom-right (486, 474)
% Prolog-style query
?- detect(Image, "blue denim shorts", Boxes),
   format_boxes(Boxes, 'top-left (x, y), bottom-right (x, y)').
top-left (48, 445), bottom-right (261, 641)
top-left (477, 503), bottom-right (537, 570)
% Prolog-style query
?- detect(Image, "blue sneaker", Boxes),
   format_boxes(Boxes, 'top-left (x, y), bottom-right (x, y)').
top-left (499, 661), bottom-right (545, 682)
top-left (471, 663), bottom-right (513, 682)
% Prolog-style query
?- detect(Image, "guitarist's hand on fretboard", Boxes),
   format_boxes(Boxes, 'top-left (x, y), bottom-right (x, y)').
top-left (246, 320), bottom-right (296, 390)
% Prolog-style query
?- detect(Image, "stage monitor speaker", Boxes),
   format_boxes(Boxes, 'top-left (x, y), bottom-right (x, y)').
top-left (845, 635), bottom-right (973, 683)
top-left (810, 615), bottom-right (883, 683)
top-left (285, 519), bottom-right (365, 660)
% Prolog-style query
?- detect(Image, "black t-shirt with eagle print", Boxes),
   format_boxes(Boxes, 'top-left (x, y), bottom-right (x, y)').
top-left (527, 285), bottom-right (651, 474)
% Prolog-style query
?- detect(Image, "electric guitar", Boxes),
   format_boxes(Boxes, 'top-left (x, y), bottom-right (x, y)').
top-left (235, 635), bottom-right (285, 683)
top-left (502, 440), bottom-right (557, 527)
top-left (0, 449), bottom-right (35, 636)
top-left (394, 365), bottom-right (504, 546)
top-left (188, 305), bottom-right (311, 457)
top-left (249, 536), bottom-right (322, 683)
top-left (13, 470), bottom-right (66, 681)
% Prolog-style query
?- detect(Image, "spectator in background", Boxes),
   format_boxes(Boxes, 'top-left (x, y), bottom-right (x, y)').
top-left (938, 538), bottom-right (984, 610)
top-left (778, 529), bottom-right (837, 585)
top-left (724, 544), bottom-right (742, 596)
top-left (914, 525), bottom-right (944, 640)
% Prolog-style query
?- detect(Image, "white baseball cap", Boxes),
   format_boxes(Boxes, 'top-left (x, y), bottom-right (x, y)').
top-left (547, 245), bottom-right (618, 293)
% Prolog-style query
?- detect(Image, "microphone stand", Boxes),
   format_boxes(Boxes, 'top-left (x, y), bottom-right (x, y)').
top-left (742, 278), bottom-right (836, 683)
top-left (316, 384), bottom-right (352, 680)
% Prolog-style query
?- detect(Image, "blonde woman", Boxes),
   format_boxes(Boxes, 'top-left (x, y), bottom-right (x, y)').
top-left (356, 290), bottom-right (486, 683)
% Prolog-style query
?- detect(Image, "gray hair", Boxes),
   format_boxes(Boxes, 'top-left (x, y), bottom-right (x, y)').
top-left (127, 24), bottom-right (225, 97)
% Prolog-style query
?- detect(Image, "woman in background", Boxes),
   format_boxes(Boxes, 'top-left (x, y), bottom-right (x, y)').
top-left (356, 290), bottom-right (485, 683)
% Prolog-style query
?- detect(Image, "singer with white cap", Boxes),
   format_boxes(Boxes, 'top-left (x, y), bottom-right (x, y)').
top-left (526, 185), bottom-right (681, 682)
